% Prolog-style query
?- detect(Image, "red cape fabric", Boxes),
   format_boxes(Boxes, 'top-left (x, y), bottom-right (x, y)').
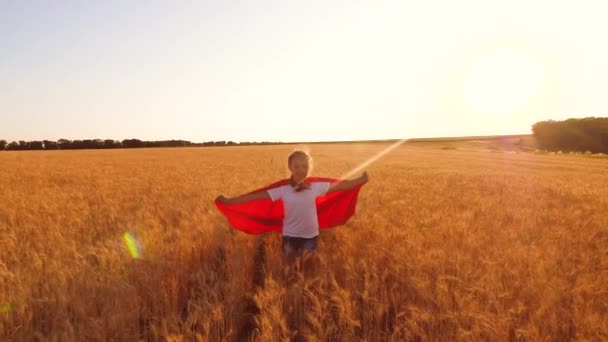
top-left (214, 177), bottom-right (365, 234)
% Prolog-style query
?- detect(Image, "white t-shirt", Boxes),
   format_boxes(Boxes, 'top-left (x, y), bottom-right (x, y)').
top-left (267, 182), bottom-right (331, 238)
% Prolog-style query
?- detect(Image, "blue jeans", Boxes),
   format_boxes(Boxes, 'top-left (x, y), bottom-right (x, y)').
top-left (282, 235), bottom-right (318, 257)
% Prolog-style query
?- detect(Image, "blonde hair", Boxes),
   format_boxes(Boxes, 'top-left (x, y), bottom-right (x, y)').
top-left (287, 150), bottom-right (311, 167)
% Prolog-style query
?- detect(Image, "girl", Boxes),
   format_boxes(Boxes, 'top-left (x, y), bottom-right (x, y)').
top-left (215, 150), bottom-right (369, 263)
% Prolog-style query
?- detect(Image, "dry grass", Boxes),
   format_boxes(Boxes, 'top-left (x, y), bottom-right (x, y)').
top-left (1, 143), bottom-right (607, 341)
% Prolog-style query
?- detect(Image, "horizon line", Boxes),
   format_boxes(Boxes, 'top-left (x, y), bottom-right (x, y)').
top-left (1, 133), bottom-right (533, 145)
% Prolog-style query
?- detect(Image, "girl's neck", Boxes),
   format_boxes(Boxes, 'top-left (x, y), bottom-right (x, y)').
top-left (290, 175), bottom-right (305, 185)
top-left (290, 176), bottom-right (310, 191)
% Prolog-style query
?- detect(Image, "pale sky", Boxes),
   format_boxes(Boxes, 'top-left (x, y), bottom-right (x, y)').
top-left (1, 0), bottom-right (607, 142)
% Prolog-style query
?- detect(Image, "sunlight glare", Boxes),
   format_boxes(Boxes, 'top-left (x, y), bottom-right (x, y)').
top-left (340, 139), bottom-right (408, 179)
top-left (461, 49), bottom-right (543, 117)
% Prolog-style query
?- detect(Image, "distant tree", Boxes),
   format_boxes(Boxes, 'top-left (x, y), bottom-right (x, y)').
top-left (144, 141), bottom-right (159, 148)
top-left (7, 141), bottom-right (19, 150)
top-left (43, 140), bottom-right (59, 150)
top-left (18, 141), bottom-right (30, 150)
top-left (172, 140), bottom-right (190, 147)
top-left (0, 137), bottom-right (258, 151)
top-left (122, 139), bottom-right (144, 148)
top-left (57, 139), bottom-right (72, 149)
top-left (80, 139), bottom-right (104, 149)
top-left (142, 140), bottom-right (192, 148)
top-left (29, 141), bottom-right (44, 150)
top-left (104, 139), bottom-right (122, 149)
top-left (532, 117), bottom-right (608, 153)
top-left (72, 140), bottom-right (84, 149)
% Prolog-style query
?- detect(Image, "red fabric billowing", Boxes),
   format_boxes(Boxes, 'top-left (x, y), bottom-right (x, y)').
top-left (214, 177), bottom-right (365, 234)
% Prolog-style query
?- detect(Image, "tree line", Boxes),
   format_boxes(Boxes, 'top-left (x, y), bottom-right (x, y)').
top-left (4, 117), bottom-right (606, 152)
top-left (0, 139), bottom-right (281, 151)
top-left (532, 117), bottom-right (608, 153)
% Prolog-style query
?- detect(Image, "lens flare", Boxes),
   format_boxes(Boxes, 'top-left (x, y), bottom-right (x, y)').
top-left (340, 139), bottom-right (408, 179)
top-left (0, 303), bottom-right (11, 313)
top-left (123, 232), bottom-right (141, 259)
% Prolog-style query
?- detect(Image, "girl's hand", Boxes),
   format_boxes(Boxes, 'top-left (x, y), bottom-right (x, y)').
top-left (216, 195), bottom-right (229, 204)
top-left (361, 171), bottom-right (369, 183)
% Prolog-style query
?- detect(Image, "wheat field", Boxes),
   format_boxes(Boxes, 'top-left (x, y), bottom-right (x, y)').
top-left (1, 143), bottom-right (607, 341)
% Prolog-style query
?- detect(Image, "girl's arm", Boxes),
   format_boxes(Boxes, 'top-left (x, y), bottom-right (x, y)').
top-left (327, 171), bottom-right (369, 194)
top-left (216, 190), bottom-right (270, 205)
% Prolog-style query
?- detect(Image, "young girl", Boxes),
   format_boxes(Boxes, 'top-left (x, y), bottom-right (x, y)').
top-left (215, 150), bottom-right (369, 262)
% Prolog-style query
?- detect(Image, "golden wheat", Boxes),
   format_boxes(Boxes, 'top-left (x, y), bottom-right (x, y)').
top-left (1, 144), bottom-right (607, 341)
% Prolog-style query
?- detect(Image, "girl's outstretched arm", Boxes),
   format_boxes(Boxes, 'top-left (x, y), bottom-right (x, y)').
top-left (216, 190), bottom-right (270, 205)
top-left (327, 171), bottom-right (369, 194)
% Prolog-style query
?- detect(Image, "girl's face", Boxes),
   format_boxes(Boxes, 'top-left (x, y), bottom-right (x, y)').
top-left (289, 155), bottom-right (310, 182)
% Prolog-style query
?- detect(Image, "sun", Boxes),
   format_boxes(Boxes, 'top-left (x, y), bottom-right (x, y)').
top-left (461, 49), bottom-right (543, 117)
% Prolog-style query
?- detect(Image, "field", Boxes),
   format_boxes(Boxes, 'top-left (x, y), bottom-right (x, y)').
top-left (1, 141), bottom-right (607, 341)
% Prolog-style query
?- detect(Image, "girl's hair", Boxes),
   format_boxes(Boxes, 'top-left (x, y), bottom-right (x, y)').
top-left (288, 150), bottom-right (311, 167)
top-left (288, 150), bottom-right (313, 191)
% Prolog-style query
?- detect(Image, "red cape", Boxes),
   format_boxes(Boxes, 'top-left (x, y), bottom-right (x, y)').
top-left (214, 177), bottom-right (365, 234)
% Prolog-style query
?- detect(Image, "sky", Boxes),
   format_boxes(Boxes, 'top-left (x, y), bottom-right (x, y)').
top-left (1, 0), bottom-right (607, 143)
